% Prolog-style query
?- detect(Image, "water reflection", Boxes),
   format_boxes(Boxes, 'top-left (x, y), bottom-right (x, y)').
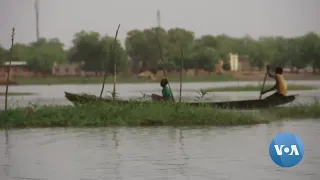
top-left (112, 129), bottom-right (121, 180)
top-left (178, 128), bottom-right (190, 180)
top-left (0, 122), bottom-right (319, 180)
top-left (4, 130), bottom-right (10, 177)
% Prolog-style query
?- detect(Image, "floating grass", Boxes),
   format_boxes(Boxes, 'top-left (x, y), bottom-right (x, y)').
top-left (262, 103), bottom-right (320, 120)
top-left (0, 92), bottom-right (34, 96)
top-left (0, 102), bottom-right (266, 128)
top-left (1, 99), bottom-right (319, 128)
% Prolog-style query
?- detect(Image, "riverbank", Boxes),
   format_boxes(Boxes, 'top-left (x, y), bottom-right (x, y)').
top-left (13, 75), bottom-right (235, 85)
top-left (202, 84), bottom-right (318, 93)
top-left (0, 92), bottom-right (34, 96)
top-left (7, 72), bottom-right (320, 85)
top-left (1, 102), bottom-right (319, 128)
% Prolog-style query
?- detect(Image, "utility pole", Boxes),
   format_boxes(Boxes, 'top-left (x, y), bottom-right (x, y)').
top-left (157, 10), bottom-right (161, 27)
top-left (34, 0), bottom-right (40, 41)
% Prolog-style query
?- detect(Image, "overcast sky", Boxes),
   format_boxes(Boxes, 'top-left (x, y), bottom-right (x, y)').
top-left (0, 0), bottom-right (319, 49)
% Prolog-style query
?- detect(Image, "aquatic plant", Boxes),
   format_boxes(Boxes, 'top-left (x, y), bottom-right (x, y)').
top-left (138, 92), bottom-right (151, 100)
top-left (194, 89), bottom-right (209, 101)
top-left (263, 103), bottom-right (320, 120)
top-left (105, 91), bottom-right (119, 100)
top-left (0, 102), bottom-right (265, 128)
top-left (1, 92), bottom-right (320, 128)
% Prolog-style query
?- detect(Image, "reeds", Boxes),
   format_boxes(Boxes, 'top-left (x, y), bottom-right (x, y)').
top-left (4, 27), bottom-right (15, 111)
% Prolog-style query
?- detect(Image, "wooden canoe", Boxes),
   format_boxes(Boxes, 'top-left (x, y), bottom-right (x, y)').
top-left (151, 94), bottom-right (297, 109)
top-left (64, 91), bottom-right (297, 109)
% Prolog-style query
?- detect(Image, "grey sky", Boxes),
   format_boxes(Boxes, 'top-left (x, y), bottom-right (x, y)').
top-left (0, 0), bottom-right (319, 49)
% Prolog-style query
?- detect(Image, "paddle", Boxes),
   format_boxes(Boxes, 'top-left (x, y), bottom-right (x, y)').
top-left (259, 65), bottom-right (269, 99)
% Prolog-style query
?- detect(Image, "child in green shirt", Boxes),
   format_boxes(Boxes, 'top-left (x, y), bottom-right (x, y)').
top-left (160, 78), bottom-right (171, 101)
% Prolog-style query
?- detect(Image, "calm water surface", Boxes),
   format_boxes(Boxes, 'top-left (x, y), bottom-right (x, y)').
top-left (0, 121), bottom-right (319, 180)
top-left (0, 80), bottom-right (320, 108)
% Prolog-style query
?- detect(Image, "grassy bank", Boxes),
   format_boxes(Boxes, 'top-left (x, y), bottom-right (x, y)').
top-left (14, 74), bottom-right (235, 85)
top-left (1, 102), bottom-right (320, 128)
top-left (202, 84), bottom-right (318, 93)
top-left (0, 92), bottom-right (34, 96)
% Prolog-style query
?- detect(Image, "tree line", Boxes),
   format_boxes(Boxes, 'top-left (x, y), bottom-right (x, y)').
top-left (0, 27), bottom-right (320, 74)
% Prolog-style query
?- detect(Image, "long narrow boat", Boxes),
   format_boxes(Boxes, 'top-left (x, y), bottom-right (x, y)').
top-left (64, 91), bottom-right (297, 109)
top-left (150, 94), bottom-right (297, 109)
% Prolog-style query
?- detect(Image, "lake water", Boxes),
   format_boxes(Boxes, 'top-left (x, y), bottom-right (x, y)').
top-left (0, 81), bottom-right (319, 179)
top-left (0, 80), bottom-right (320, 109)
top-left (0, 121), bottom-right (319, 180)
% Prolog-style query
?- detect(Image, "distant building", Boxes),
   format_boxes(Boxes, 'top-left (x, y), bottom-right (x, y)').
top-left (0, 61), bottom-right (32, 77)
top-left (52, 62), bottom-right (84, 76)
top-left (215, 60), bottom-right (224, 73)
top-left (229, 53), bottom-right (239, 71)
top-left (239, 56), bottom-right (251, 72)
top-left (137, 71), bottom-right (156, 80)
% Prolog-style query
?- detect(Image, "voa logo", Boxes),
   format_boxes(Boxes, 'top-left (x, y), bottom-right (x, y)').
top-left (269, 132), bottom-right (304, 168)
top-left (274, 145), bottom-right (300, 156)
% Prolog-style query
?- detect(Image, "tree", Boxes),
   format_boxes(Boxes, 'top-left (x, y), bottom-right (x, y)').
top-left (300, 32), bottom-right (320, 73)
top-left (196, 35), bottom-right (219, 49)
top-left (247, 41), bottom-right (265, 70)
top-left (69, 31), bottom-right (101, 64)
top-left (99, 35), bottom-right (127, 74)
top-left (0, 45), bottom-right (7, 64)
top-left (69, 30), bottom-right (127, 74)
top-left (1, 27), bottom-right (320, 75)
top-left (167, 28), bottom-right (195, 71)
top-left (215, 34), bottom-right (241, 61)
top-left (27, 38), bottom-right (67, 72)
top-left (12, 43), bottom-right (32, 61)
top-left (125, 29), bottom-right (146, 72)
top-left (125, 27), bottom-right (169, 72)
top-left (191, 47), bottom-right (219, 74)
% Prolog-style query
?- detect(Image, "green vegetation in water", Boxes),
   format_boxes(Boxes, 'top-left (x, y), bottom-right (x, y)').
top-left (1, 101), bottom-right (320, 128)
top-left (0, 92), bottom-right (34, 96)
top-left (15, 74), bottom-right (235, 85)
top-left (202, 84), bottom-right (318, 93)
top-left (262, 103), bottom-right (320, 120)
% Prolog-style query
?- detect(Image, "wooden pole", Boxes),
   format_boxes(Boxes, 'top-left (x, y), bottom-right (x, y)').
top-left (179, 46), bottom-right (183, 102)
top-left (4, 27), bottom-right (15, 111)
top-left (259, 68), bottom-right (268, 99)
top-left (153, 28), bottom-right (175, 102)
top-left (34, 0), bottom-right (40, 41)
top-left (100, 24), bottom-right (121, 100)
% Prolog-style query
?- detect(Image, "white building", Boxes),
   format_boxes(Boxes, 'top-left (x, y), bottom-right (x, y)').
top-left (229, 53), bottom-right (239, 71)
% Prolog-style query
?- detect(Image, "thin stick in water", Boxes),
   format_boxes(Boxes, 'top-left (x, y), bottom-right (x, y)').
top-left (259, 67), bottom-right (268, 99)
top-left (179, 46), bottom-right (184, 103)
top-left (153, 28), bottom-right (175, 102)
top-left (4, 27), bottom-right (15, 111)
top-left (100, 24), bottom-right (121, 100)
